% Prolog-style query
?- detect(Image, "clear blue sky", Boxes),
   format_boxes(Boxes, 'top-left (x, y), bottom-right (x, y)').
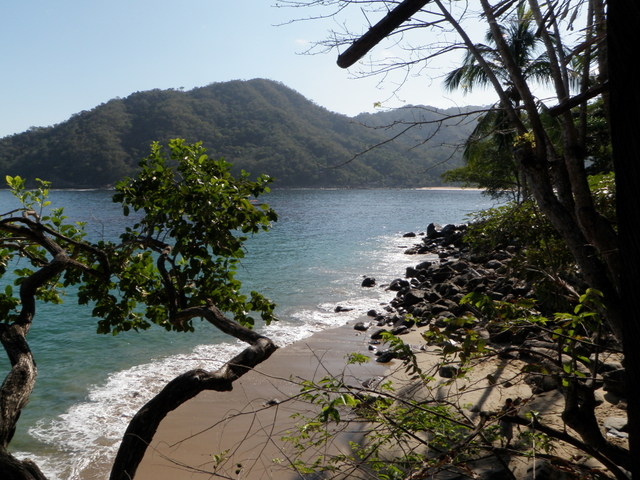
top-left (0, 0), bottom-right (497, 138)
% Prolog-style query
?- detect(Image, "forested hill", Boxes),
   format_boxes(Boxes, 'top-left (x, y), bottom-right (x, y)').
top-left (0, 79), bottom-right (477, 188)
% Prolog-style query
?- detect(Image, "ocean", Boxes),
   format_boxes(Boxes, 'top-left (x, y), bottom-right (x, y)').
top-left (0, 188), bottom-right (497, 479)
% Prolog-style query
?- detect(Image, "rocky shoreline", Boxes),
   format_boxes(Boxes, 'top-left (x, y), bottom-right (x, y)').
top-left (136, 223), bottom-right (629, 480)
top-left (347, 223), bottom-right (629, 479)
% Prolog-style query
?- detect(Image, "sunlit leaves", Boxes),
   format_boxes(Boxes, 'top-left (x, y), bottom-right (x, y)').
top-left (91, 139), bottom-right (279, 333)
top-left (1, 140), bottom-right (277, 335)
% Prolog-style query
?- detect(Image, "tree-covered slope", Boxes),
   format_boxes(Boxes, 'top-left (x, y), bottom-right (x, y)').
top-left (0, 79), bottom-right (476, 188)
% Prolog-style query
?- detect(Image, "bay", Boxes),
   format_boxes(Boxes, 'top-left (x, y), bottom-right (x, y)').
top-left (0, 188), bottom-right (498, 479)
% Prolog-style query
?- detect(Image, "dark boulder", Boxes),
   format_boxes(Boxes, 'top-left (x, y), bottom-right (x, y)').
top-left (388, 278), bottom-right (410, 291)
top-left (439, 365), bottom-right (459, 378)
top-left (392, 325), bottom-right (410, 335)
top-left (376, 350), bottom-right (397, 363)
top-left (361, 277), bottom-right (376, 287)
top-left (603, 368), bottom-right (627, 397)
top-left (426, 223), bottom-right (443, 238)
top-left (370, 328), bottom-right (388, 340)
top-left (334, 305), bottom-right (353, 313)
top-left (524, 372), bottom-right (561, 394)
top-left (402, 289), bottom-right (428, 307)
top-left (415, 260), bottom-right (433, 270)
top-left (353, 321), bottom-right (370, 332)
top-left (410, 303), bottom-right (432, 319)
top-left (405, 266), bottom-right (420, 278)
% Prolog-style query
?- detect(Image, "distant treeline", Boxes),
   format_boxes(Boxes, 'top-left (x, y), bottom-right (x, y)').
top-left (0, 79), bottom-right (479, 188)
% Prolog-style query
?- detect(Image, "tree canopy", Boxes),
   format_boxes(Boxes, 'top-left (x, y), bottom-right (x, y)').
top-left (0, 139), bottom-right (279, 479)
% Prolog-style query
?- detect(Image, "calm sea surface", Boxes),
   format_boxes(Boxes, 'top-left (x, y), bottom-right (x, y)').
top-left (0, 188), bottom-right (498, 479)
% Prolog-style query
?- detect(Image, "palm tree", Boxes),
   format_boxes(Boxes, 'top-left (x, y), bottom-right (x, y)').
top-left (443, 2), bottom-right (555, 200)
top-left (442, 108), bottom-right (524, 201)
top-left (444, 2), bottom-right (553, 105)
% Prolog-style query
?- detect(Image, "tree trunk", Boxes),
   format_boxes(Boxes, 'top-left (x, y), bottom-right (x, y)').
top-left (0, 248), bottom-right (70, 479)
top-left (609, 0), bottom-right (640, 477)
top-left (0, 451), bottom-right (47, 480)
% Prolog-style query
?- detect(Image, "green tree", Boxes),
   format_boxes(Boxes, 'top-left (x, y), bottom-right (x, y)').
top-left (442, 109), bottom-right (523, 200)
top-left (304, 0), bottom-right (621, 346)
top-left (0, 140), bottom-right (279, 479)
top-left (443, 2), bottom-right (553, 106)
top-left (284, 0), bottom-right (638, 476)
top-left (442, 2), bottom-right (557, 200)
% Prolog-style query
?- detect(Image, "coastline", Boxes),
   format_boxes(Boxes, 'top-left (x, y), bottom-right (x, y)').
top-left (4, 189), bottom-right (502, 480)
top-left (130, 217), bottom-right (627, 480)
top-left (134, 316), bottom-right (533, 480)
top-left (136, 320), bottom-right (390, 480)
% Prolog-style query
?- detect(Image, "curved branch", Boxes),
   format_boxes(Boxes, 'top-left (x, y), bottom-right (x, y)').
top-left (109, 304), bottom-right (278, 480)
top-left (0, 217), bottom-right (110, 281)
top-left (508, 413), bottom-right (630, 479)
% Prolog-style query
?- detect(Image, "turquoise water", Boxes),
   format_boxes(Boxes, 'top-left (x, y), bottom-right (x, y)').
top-left (0, 188), bottom-right (497, 478)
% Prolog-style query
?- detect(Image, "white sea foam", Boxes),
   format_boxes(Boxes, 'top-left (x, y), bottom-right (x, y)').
top-left (21, 299), bottom-right (390, 479)
top-left (23, 340), bottom-right (247, 479)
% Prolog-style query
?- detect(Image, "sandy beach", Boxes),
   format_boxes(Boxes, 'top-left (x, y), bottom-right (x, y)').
top-left (135, 319), bottom-right (390, 480)
top-left (135, 314), bottom-right (542, 480)
top-left (132, 218), bottom-right (626, 480)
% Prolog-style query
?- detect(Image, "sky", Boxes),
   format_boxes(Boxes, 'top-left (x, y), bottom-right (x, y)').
top-left (0, 0), bottom-right (499, 138)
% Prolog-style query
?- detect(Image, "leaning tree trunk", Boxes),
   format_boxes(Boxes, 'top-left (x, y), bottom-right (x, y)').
top-left (109, 304), bottom-right (278, 480)
top-left (0, 321), bottom-right (48, 480)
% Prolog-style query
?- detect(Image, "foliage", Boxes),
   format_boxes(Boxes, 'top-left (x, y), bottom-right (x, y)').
top-left (465, 201), bottom-right (574, 279)
top-left (0, 139), bottom-right (280, 477)
top-left (589, 172), bottom-right (616, 225)
top-left (0, 80), bottom-right (475, 189)
top-left (281, 0), bottom-right (630, 477)
top-left (1, 177), bottom-right (90, 320)
top-left (443, 2), bottom-right (553, 102)
top-left (463, 193), bottom-right (617, 313)
top-left (584, 99), bottom-right (613, 175)
top-left (99, 139), bottom-right (278, 333)
top-left (441, 114), bottom-right (520, 200)
top-left (283, 288), bottom-right (615, 479)
top-left (441, 3), bottom-right (560, 201)
top-left (285, 369), bottom-right (475, 480)
top-left (1, 140), bottom-right (278, 334)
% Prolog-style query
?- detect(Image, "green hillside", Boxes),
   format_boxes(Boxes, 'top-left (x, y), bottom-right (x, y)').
top-left (0, 79), bottom-right (477, 188)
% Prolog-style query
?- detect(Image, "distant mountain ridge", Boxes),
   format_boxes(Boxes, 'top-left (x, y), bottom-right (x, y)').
top-left (0, 79), bottom-right (477, 188)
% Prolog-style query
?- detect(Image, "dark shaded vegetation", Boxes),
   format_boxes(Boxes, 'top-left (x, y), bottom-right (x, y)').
top-left (0, 79), bottom-right (476, 188)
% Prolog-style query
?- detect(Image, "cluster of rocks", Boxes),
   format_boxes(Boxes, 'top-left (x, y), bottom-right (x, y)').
top-left (347, 223), bottom-right (629, 469)
top-left (353, 223), bottom-right (536, 358)
top-left (354, 224), bottom-right (625, 385)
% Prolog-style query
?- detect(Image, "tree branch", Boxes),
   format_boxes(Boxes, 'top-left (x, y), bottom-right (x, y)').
top-left (337, 0), bottom-right (431, 68)
top-left (109, 305), bottom-right (278, 480)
